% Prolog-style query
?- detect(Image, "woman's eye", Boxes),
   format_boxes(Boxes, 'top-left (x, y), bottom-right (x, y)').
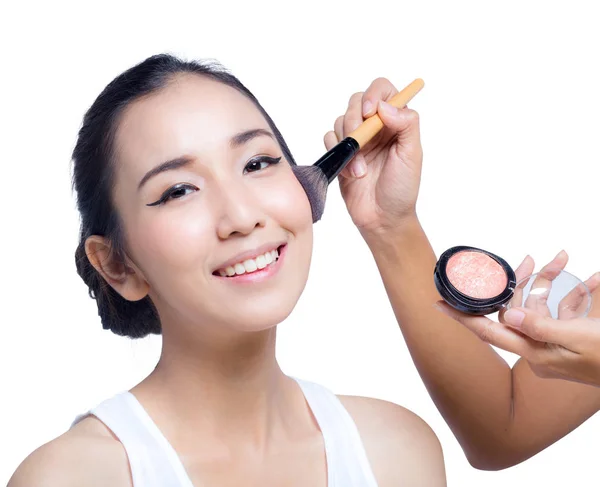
top-left (244, 156), bottom-right (282, 174)
top-left (170, 186), bottom-right (193, 199)
top-left (245, 160), bottom-right (269, 173)
top-left (147, 183), bottom-right (198, 207)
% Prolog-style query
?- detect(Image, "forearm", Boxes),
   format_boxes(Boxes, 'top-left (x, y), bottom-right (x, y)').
top-left (363, 217), bottom-right (600, 469)
top-left (363, 218), bottom-right (514, 465)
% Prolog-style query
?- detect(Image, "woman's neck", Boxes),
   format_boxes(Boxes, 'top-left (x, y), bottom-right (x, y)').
top-left (131, 324), bottom-right (307, 454)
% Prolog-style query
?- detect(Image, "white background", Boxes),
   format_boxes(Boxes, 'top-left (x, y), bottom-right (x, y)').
top-left (1, 0), bottom-right (599, 485)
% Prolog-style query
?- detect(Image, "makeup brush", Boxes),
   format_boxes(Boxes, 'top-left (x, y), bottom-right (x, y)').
top-left (292, 78), bottom-right (425, 222)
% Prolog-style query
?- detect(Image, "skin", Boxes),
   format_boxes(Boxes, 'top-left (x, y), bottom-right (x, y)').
top-left (328, 77), bottom-right (600, 470)
top-left (8, 74), bottom-right (445, 486)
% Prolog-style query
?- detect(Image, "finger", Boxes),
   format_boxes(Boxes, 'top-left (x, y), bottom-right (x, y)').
top-left (324, 131), bottom-right (339, 151)
top-left (376, 102), bottom-right (422, 148)
top-left (342, 92), bottom-right (370, 178)
top-left (329, 120), bottom-right (358, 179)
top-left (362, 77), bottom-right (399, 117)
top-left (502, 307), bottom-right (593, 349)
top-left (343, 92), bottom-right (365, 136)
top-left (330, 121), bottom-right (367, 179)
top-left (585, 272), bottom-right (600, 294)
top-left (334, 115), bottom-right (344, 143)
top-left (558, 281), bottom-right (592, 320)
top-left (339, 153), bottom-right (368, 179)
top-left (530, 250), bottom-right (569, 289)
top-left (514, 255), bottom-right (535, 282)
top-left (435, 301), bottom-right (535, 356)
top-left (501, 255), bottom-right (536, 321)
top-left (558, 272), bottom-right (600, 319)
top-left (524, 250), bottom-right (569, 316)
top-left (557, 282), bottom-right (588, 319)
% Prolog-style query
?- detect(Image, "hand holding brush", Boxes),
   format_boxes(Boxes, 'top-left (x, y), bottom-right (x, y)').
top-left (293, 77), bottom-right (424, 225)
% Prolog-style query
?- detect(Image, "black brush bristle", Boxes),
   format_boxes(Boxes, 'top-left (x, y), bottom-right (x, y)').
top-left (291, 137), bottom-right (360, 223)
top-left (291, 165), bottom-right (328, 222)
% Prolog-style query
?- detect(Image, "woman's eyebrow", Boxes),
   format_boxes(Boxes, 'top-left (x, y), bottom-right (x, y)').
top-left (138, 156), bottom-right (193, 190)
top-left (230, 128), bottom-right (274, 148)
top-left (138, 129), bottom-right (274, 190)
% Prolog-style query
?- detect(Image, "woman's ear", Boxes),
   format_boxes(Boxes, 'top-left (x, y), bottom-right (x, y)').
top-left (85, 236), bottom-right (149, 301)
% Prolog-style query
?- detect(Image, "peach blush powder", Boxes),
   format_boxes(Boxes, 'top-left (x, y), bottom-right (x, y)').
top-left (446, 251), bottom-right (508, 299)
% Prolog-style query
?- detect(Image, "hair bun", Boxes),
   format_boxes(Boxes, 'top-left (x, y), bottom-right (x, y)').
top-left (74, 240), bottom-right (161, 338)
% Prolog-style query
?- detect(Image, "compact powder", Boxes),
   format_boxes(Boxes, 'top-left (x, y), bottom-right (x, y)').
top-left (446, 251), bottom-right (508, 299)
top-left (435, 245), bottom-right (517, 315)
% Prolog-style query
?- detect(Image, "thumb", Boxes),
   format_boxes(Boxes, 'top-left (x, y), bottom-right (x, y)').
top-left (503, 307), bottom-right (580, 347)
top-left (377, 100), bottom-right (421, 146)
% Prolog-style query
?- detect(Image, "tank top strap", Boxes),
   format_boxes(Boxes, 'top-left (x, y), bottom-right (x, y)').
top-left (292, 378), bottom-right (379, 487)
top-left (71, 392), bottom-right (194, 487)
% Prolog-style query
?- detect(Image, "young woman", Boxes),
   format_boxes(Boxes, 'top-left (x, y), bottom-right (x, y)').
top-left (8, 55), bottom-right (445, 486)
top-left (330, 80), bottom-right (600, 470)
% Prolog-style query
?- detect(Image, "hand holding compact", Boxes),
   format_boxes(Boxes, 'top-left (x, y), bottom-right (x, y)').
top-left (437, 251), bottom-right (600, 387)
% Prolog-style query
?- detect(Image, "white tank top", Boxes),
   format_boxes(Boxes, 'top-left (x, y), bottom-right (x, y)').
top-left (71, 378), bottom-right (379, 486)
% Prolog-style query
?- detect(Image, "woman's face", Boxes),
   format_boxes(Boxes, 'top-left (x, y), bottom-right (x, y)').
top-left (111, 74), bottom-right (313, 334)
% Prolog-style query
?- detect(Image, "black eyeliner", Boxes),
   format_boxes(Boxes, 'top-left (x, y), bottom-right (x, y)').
top-left (248, 155), bottom-right (282, 166)
top-left (146, 183), bottom-right (196, 207)
top-left (243, 155), bottom-right (282, 174)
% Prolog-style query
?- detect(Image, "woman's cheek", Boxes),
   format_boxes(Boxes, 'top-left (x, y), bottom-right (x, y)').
top-left (260, 175), bottom-right (313, 230)
top-left (130, 206), bottom-right (213, 270)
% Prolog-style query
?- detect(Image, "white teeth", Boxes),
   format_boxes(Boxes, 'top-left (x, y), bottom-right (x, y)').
top-left (243, 259), bottom-right (258, 273)
top-left (256, 255), bottom-right (267, 269)
top-left (217, 247), bottom-right (282, 277)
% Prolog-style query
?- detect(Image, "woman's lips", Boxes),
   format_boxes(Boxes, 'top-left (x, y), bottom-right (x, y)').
top-left (213, 244), bottom-right (286, 284)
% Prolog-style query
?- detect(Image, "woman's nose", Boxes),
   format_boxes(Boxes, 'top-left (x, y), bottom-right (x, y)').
top-left (214, 182), bottom-right (267, 239)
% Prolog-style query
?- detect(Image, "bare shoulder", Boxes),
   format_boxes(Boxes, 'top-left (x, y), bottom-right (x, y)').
top-left (8, 416), bottom-right (131, 487)
top-left (338, 395), bottom-right (446, 487)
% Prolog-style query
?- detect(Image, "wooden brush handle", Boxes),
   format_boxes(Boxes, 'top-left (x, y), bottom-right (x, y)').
top-left (348, 78), bottom-right (425, 147)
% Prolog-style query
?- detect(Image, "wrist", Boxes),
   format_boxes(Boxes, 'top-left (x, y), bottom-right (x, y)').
top-left (360, 212), bottom-right (422, 252)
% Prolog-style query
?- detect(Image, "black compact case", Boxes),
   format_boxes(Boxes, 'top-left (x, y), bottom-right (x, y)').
top-left (434, 246), bottom-right (517, 316)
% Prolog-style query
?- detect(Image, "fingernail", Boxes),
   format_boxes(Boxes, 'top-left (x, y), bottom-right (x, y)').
top-left (352, 160), bottom-right (367, 178)
top-left (363, 100), bottom-right (373, 116)
top-left (379, 100), bottom-right (397, 115)
top-left (556, 249), bottom-right (567, 258)
top-left (504, 309), bottom-right (525, 328)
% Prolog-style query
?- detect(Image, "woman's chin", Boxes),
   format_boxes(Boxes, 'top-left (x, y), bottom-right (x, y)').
top-left (224, 302), bottom-right (296, 333)
top-left (203, 282), bottom-right (303, 332)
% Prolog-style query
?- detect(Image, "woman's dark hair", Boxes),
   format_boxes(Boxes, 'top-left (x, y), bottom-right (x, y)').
top-left (73, 53), bottom-right (298, 339)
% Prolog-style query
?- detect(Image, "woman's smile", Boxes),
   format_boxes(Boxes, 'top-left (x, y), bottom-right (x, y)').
top-left (212, 243), bottom-right (287, 284)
